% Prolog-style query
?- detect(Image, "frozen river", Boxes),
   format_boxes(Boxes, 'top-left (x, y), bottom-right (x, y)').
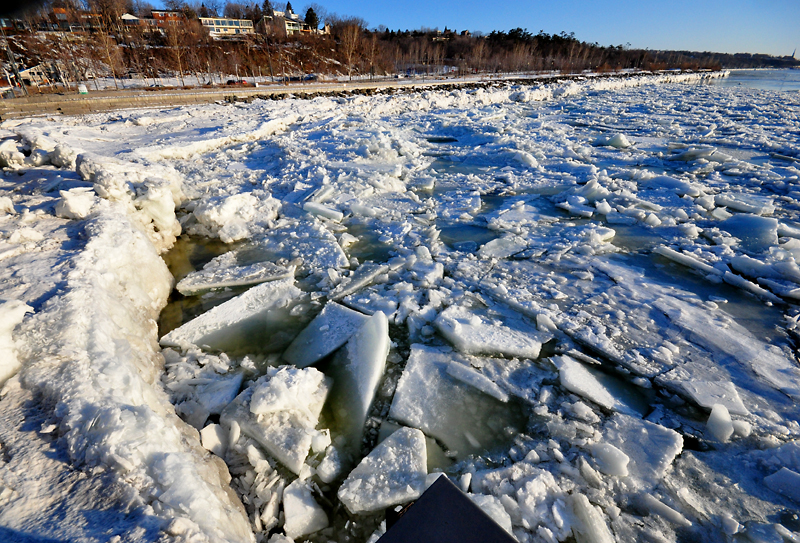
top-left (706, 68), bottom-right (800, 91)
top-left (1, 70), bottom-right (800, 543)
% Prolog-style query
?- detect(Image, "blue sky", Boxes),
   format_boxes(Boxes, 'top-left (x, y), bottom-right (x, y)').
top-left (284, 0), bottom-right (798, 56)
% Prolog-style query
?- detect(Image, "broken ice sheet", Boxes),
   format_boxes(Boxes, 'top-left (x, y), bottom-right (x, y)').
top-left (324, 311), bottom-right (390, 460)
top-left (680, 380), bottom-right (749, 416)
top-left (160, 277), bottom-right (307, 355)
top-left (175, 249), bottom-right (296, 295)
top-left (435, 303), bottom-right (548, 360)
top-left (552, 355), bottom-right (649, 416)
top-left (389, 345), bottom-right (527, 459)
top-left (337, 427), bottom-right (427, 514)
top-left (282, 479), bottom-right (329, 539)
top-left (220, 367), bottom-right (330, 475)
top-left (162, 347), bottom-right (246, 429)
top-left (236, 218), bottom-right (349, 276)
top-left (653, 294), bottom-right (800, 400)
top-left (281, 301), bottom-right (369, 368)
top-left (601, 414), bottom-right (683, 490)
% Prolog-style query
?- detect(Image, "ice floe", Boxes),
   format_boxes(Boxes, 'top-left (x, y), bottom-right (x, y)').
top-left (338, 427), bottom-right (428, 514)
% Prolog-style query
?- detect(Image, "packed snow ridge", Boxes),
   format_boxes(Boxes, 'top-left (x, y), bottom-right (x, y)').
top-left (2, 69), bottom-right (800, 543)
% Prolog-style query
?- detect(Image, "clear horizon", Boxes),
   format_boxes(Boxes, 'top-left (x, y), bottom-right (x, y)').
top-left (149, 0), bottom-right (798, 57)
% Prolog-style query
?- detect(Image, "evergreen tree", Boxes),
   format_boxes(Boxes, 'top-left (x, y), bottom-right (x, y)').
top-left (262, 0), bottom-right (272, 14)
top-left (285, 1), bottom-right (293, 13)
top-left (304, 7), bottom-right (318, 30)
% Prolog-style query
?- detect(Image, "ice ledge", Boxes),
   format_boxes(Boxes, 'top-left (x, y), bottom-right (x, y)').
top-left (15, 207), bottom-right (253, 543)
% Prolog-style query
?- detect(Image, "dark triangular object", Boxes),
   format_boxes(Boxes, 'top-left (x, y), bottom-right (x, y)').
top-left (377, 475), bottom-right (517, 543)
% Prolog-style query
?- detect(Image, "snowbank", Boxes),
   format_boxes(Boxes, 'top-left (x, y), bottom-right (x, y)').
top-left (15, 207), bottom-right (252, 542)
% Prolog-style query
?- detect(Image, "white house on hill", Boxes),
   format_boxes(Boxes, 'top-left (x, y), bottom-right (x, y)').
top-left (199, 17), bottom-right (254, 37)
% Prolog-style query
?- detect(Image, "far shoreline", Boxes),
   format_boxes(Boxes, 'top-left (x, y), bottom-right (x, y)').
top-left (0, 69), bottom-right (725, 121)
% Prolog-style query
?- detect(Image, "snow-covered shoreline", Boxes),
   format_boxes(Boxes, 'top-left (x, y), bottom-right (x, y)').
top-left (2, 68), bottom-right (800, 543)
top-left (0, 69), bottom-right (729, 121)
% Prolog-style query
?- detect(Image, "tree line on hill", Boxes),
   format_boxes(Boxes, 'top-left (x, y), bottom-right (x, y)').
top-left (2, 0), bottom-right (797, 92)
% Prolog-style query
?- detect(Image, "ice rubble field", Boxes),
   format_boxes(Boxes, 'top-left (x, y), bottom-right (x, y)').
top-left (1, 71), bottom-right (800, 543)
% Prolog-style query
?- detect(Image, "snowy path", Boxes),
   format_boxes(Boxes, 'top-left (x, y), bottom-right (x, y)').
top-left (1, 70), bottom-right (800, 543)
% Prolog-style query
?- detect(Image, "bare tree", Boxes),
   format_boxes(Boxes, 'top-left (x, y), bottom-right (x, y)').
top-left (366, 31), bottom-right (377, 79)
top-left (95, 22), bottom-right (122, 88)
top-left (90, 0), bottom-right (128, 29)
top-left (470, 38), bottom-right (485, 74)
top-left (223, 2), bottom-right (246, 19)
top-left (164, 23), bottom-right (187, 86)
top-left (339, 21), bottom-right (360, 80)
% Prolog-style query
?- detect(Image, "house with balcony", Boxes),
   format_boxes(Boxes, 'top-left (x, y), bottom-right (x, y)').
top-left (260, 7), bottom-right (327, 36)
top-left (151, 11), bottom-right (183, 27)
top-left (199, 17), bottom-right (254, 38)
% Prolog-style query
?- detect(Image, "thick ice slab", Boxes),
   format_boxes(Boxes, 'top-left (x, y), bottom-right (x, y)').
top-left (245, 220), bottom-right (349, 273)
top-left (249, 366), bottom-right (329, 420)
top-left (220, 367), bottom-right (330, 475)
top-left (337, 427), bottom-right (427, 514)
top-left (680, 380), bottom-right (748, 415)
top-left (326, 312), bottom-right (390, 454)
top-left (602, 414), bottom-right (683, 489)
top-left (715, 193), bottom-right (775, 216)
top-left (764, 468), bottom-right (800, 503)
top-left (485, 199), bottom-right (542, 231)
top-left (0, 300), bottom-right (32, 386)
top-left (176, 251), bottom-right (296, 295)
top-left (477, 235), bottom-right (528, 259)
top-left (329, 262), bottom-right (391, 301)
top-left (654, 295), bottom-right (800, 399)
top-left (435, 304), bottom-right (542, 359)
top-left (553, 355), bottom-right (643, 416)
top-left (282, 480), bottom-right (329, 539)
top-left (160, 278), bottom-right (303, 352)
top-left (589, 443), bottom-right (629, 477)
top-left (570, 493), bottom-right (615, 543)
top-left (281, 302), bottom-right (369, 367)
top-left (720, 214), bottom-right (778, 252)
top-left (389, 345), bottom-right (525, 457)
